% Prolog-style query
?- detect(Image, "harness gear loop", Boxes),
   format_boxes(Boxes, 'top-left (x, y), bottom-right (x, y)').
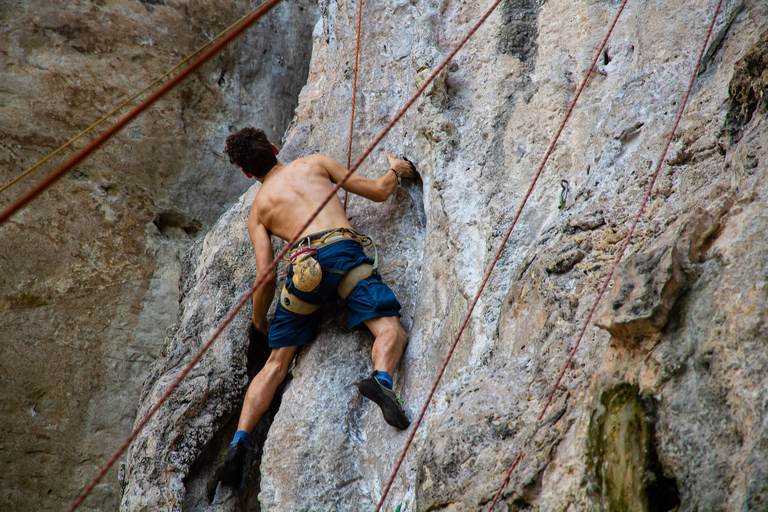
top-left (283, 227), bottom-right (380, 302)
top-left (280, 285), bottom-right (321, 315)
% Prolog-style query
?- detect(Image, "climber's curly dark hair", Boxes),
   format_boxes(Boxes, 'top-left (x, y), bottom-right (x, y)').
top-left (224, 127), bottom-right (276, 179)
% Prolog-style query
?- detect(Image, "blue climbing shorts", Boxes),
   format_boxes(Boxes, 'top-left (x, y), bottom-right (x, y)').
top-left (268, 240), bottom-right (402, 348)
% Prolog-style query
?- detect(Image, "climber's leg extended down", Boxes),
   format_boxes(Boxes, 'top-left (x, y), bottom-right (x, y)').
top-left (218, 345), bottom-right (298, 488)
top-left (356, 315), bottom-right (410, 430)
top-left (217, 127), bottom-right (418, 485)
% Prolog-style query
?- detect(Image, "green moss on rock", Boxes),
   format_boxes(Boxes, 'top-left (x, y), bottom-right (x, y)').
top-left (587, 383), bottom-right (679, 512)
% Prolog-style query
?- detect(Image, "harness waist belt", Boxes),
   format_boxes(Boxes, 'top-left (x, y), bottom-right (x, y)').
top-left (285, 228), bottom-right (370, 259)
top-left (285, 227), bottom-right (379, 272)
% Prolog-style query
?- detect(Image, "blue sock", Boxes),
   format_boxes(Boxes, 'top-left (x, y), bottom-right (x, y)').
top-left (230, 430), bottom-right (250, 450)
top-left (374, 370), bottom-right (394, 390)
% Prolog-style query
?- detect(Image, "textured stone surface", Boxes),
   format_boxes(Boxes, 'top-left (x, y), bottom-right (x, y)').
top-left (586, 383), bottom-right (679, 512)
top-left (0, 1), bottom-right (317, 510)
top-left (594, 206), bottom-right (725, 342)
top-left (66, 0), bottom-right (768, 510)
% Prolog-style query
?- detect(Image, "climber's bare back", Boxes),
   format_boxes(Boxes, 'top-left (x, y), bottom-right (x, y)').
top-left (250, 154), bottom-right (352, 242)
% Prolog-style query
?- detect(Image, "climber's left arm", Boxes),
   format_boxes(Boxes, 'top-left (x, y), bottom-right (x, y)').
top-left (248, 205), bottom-right (276, 335)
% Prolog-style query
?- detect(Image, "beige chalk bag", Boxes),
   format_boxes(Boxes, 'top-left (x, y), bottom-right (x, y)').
top-left (290, 248), bottom-right (322, 292)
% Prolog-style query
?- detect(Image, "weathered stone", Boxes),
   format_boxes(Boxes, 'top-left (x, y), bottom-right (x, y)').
top-left (7, 0), bottom-right (768, 511)
top-left (136, 1), bottom-right (768, 510)
top-left (0, 1), bottom-right (318, 510)
top-left (726, 28), bottom-right (768, 142)
top-left (564, 212), bottom-right (606, 234)
top-left (546, 247), bottom-right (586, 274)
top-left (594, 206), bottom-right (724, 342)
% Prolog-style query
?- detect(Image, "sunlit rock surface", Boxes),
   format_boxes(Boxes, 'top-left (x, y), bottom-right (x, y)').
top-left (18, 0), bottom-right (768, 510)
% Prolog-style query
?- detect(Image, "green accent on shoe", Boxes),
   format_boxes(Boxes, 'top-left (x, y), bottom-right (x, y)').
top-left (357, 375), bottom-right (410, 430)
top-left (217, 439), bottom-right (247, 488)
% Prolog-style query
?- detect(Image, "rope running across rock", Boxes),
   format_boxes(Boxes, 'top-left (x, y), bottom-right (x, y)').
top-left (60, 2), bottom-right (288, 509)
top-left (344, 0), bottom-right (365, 213)
top-left (373, 0), bottom-right (628, 509)
top-left (0, 0), bottom-right (286, 228)
top-left (485, 0), bottom-right (724, 509)
top-left (66, 0), bottom-right (511, 508)
top-left (34, 0), bottom-right (719, 509)
top-left (0, 0), bottom-right (272, 198)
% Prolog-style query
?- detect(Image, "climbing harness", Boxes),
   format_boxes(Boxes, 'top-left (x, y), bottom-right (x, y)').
top-left (281, 227), bottom-right (379, 311)
top-left (280, 285), bottom-right (321, 315)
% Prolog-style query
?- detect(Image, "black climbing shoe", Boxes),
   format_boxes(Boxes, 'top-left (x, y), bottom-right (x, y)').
top-left (357, 375), bottom-right (410, 430)
top-left (217, 440), bottom-right (247, 488)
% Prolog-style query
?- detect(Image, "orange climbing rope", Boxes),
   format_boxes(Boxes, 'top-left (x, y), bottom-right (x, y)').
top-left (66, 0), bottom-right (503, 508)
top-left (373, 0), bottom-right (628, 509)
top-left (0, 0), bottom-right (272, 198)
top-left (0, 0), bottom-right (285, 228)
top-left (343, 0), bottom-right (365, 213)
top-left (485, 0), bottom-right (724, 509)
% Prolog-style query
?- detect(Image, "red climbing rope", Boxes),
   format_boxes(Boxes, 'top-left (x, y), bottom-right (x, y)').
top-left (0, 0), bottom-right (272, 197)
top-left (0, 0), bottom-right (285, 228)
top-left (344, 0), bottom-right (364, 213)
top-left (58, 2), bottom-right (285, 510)
top-left (67, 0), bottom-right (501, 507)
top-left (373, 1), bottom-right (628, 509)
top-left (485, 0), bottom-right (724, 509)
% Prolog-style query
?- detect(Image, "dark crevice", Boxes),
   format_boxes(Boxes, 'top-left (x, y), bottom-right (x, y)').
top-left (587, 384), bottom-right (680, 512)
top-left (497, 0), bottom-right (542, 64)
top-left (183, 325), bottom-right (292, 512)
top-left (699, 1), bottom-right (745, 76)
top-left (725, 29), bottom-right (768, 143)
top-left (153, 211), bottom-right (202, 239)
top-left (138, 0), bottom-right (165, 12)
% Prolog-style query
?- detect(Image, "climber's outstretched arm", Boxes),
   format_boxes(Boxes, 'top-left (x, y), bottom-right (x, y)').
top-left (319, 152), bottom-right (415, 202)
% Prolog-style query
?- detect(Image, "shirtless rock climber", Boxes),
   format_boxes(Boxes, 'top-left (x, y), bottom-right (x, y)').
top-left (216, 127), bottom-right (417, 487)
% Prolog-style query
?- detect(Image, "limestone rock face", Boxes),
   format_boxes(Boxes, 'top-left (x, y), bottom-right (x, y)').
top-left (594, 205), bottom-right (725, 341)
top-left (0, 1), bottom-right (317, 510)
top-left (120, 0), bottom-right (768, 511)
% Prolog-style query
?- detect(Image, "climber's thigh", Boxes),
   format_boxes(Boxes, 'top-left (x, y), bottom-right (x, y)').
top-left (345, 273), bottom-right (401, 330)
top-left (268, 300), bottom-right (322, 348)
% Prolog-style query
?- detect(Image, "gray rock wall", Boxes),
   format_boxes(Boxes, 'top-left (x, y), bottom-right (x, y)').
top-left (123, 0), bottom-right (767, 511)
top-left (0, 1), bottom-right (317, 510)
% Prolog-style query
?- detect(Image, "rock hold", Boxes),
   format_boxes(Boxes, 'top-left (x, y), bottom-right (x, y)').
top-left (595, 206), bottom-right (723, 342)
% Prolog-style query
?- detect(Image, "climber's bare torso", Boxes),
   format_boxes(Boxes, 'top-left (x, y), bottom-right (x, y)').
top-left (247, 151), bottom-right (414, 247)
top-left (250, 154), bottom-right (353, 242)
top-left (244, 149), bottom-right (413, 334)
